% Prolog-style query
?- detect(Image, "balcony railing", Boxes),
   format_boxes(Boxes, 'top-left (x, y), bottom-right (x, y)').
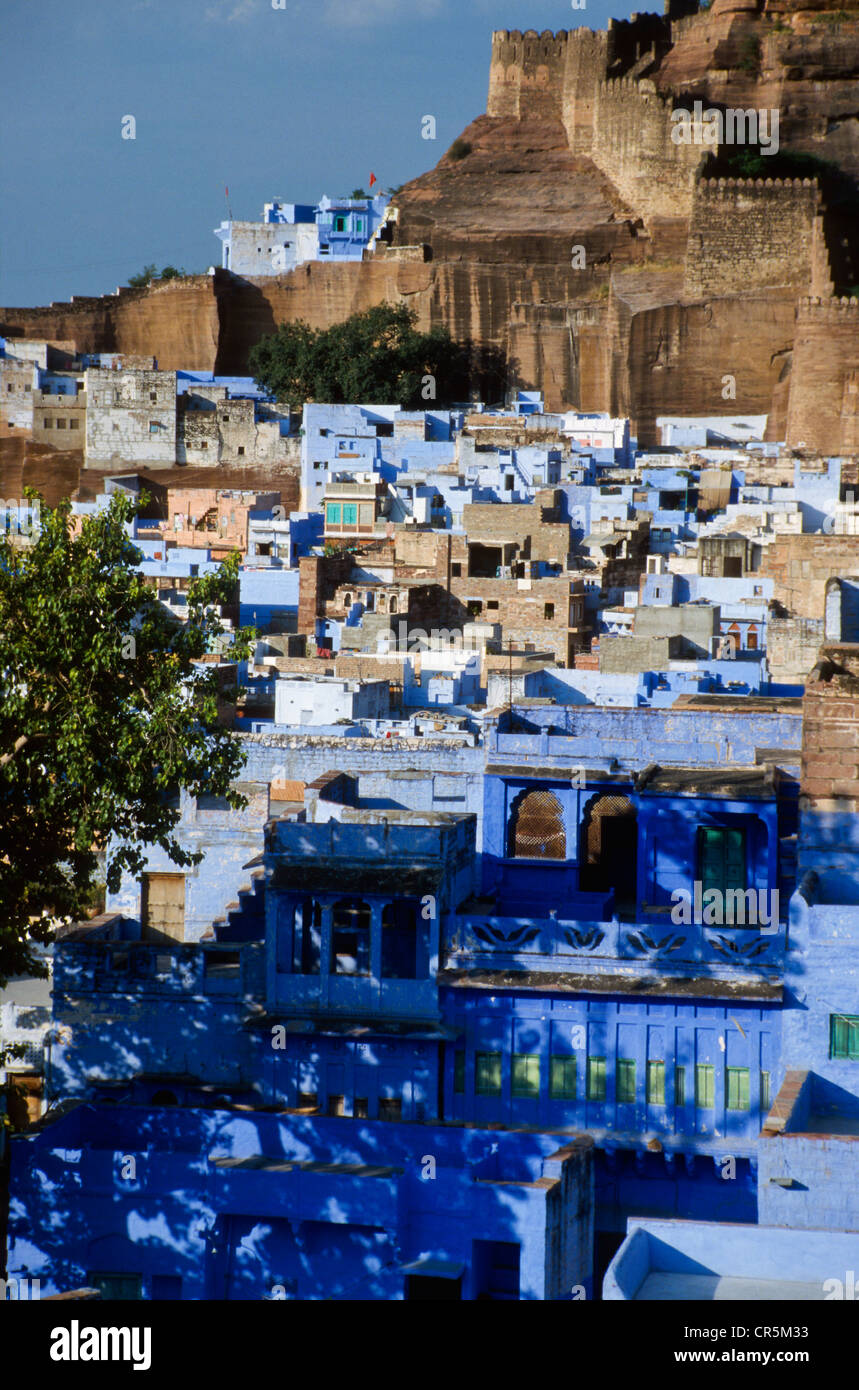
top-left (446, 913), bottom-right (785, 981)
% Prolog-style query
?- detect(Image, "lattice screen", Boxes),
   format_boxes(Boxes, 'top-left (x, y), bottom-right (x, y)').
top-left (510, 790), bottom-right (566, 860)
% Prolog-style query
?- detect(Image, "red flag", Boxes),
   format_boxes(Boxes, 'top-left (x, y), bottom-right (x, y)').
top-left (368, 172), bottom-right (377, 189)
top-left (225, 186), bottom-right (229, 198)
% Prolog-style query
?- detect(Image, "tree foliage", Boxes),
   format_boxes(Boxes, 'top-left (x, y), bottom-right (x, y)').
top-left (127, 264), bottom-right (187, 288)
top-left (0, 492), bottom-right (254, 983)
top-left (247, 303), bottom-right (472, 410)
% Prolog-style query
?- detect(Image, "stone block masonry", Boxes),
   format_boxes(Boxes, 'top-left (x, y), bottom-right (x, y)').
top-left (487, 29), bottom-right (571, 122)
top-left (801, 653), bottom-right (859, 809)
top-left (684, 179), bottom-right (821, 299)
top-left (592, 78), bottom-right (704, 222)
top-left (760, 534), bottom-right (859, 622)
top-left (786, 297), bottom-right (859, 455)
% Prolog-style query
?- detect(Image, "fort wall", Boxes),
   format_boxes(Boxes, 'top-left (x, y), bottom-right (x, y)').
top-left (786, 296), bottom-right (859, 454)
top-left (592, 78), bottom-right (704, 220)
top-left (684, 178), bottom-right (820, 297)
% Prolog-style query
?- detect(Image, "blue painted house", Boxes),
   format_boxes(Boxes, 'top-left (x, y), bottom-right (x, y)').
top-left (10, 667), bottom-right (859, 1299)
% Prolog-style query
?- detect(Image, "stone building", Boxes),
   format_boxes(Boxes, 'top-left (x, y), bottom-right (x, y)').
top-left (84, 368), bottom-right (177, 467)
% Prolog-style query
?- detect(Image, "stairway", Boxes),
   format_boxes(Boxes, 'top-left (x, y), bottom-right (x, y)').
top-left (210, 869), bottom-right (267, 942)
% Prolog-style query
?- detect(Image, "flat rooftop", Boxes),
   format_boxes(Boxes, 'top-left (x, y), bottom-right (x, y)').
top-left (635, 1273), bottom-right (828, 1301)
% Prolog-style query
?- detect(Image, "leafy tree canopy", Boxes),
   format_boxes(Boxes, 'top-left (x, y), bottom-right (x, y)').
top-left (247, 302), bottom-right (471, 409)
top-left (0, 491), bottom-right (254, 984)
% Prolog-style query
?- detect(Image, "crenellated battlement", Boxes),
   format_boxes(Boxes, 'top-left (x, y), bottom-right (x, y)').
top-left (590, 74), bottom-right (704, 219)
top-left (798, 294), bottom-right (859, 318)
top-left (685, 173), bottom-right (821, 297)
top-left (697, 177), bottom-right (819, 195)
top-left (488, 27), bottom-right (573, 120)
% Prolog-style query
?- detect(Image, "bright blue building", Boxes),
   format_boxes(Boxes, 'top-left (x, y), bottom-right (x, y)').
top-left (8, 667), bottom-right (859, 1300)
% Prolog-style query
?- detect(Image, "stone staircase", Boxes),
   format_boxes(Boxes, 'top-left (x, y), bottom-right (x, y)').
top-left (210, 867), bottom-right (267, 942)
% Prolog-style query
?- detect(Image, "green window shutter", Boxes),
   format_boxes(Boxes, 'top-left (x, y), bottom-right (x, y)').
top-left (760, 1070), bottom-right (771, 1111)
top-left (342, 503), bottom-right (358, 525)
top-left (325, 503), bottom-right (341, 525)
top-left (475, 1052), bottom-right (502, 1096)
top-left (454, 1050), bottom-right (465, 1094)
top-left (616, 1058), bottom-right (636, 1104)
top-left (698, 826), bottom-right (745, 897)
top-left (725, 1067), bottom-right (750, 1111)
top-left (549, 1055), bottom-right (576, 1100)
top-left (695, 1063), bottom-right (715, 1109)
top-left (587, 1056), bottom-right (606, 1102)
top-left (674, 1065), bottom-right (687, 1106)
top-left (647, 1060), bottom-right (665, 1105)
top-left (724, 829), bottom-right (745, 892)
top-left (512, 1054), bottom-right (540, 1098)
top-left (830, 1014), bottom-right (859, 1060)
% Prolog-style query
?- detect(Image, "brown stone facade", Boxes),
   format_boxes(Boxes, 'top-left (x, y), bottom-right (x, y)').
top-left (801, 646), bottom-right (859, 807)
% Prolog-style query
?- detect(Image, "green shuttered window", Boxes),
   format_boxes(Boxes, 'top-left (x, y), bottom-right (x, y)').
top-left (830, 1014), bottom-right (859, 1060)
top-left (511, 1054), bottom-right (540, 1098)
top-left (695, 1063), bottom-right (715, 1109)
top-left (698, 826), bottom-right (745, 897)
top-left (549, 1055), bottom-right (577, 1100)
top-left (587, 1056), bottom-right (606, 1102)
top-left (725, 1067), bottom-right (750, 1111)
top-left (647, 1061), bottom-right (666, 1105)
top-left (616, 1058), bottom-right (636, 1104)
top-left (674, 1065), bottom-right (687, 1106)
top-left (475, 1052), bottom-right (502, 1096)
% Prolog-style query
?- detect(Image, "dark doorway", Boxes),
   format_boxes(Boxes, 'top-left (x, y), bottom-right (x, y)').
top-left (581, 795), bottom-right (637, 905)
top-left (473, 1240), bottom-right (520, 1300)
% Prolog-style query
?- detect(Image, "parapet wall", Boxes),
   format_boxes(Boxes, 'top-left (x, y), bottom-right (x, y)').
top-left (684, 178), bottom-right (821, 298)
top-left (592, 78), bottom-right (704, 220)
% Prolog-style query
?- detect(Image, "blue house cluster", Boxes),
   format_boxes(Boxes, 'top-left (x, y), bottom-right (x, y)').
top-left (9, 639), bottom-right (859, 1300)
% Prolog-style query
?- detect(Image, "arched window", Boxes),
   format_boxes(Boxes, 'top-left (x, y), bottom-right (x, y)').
top-left (331, 899), bottom-right (371, 975)
top-left (389, 595), bottom-right (398, 615)
top-left (381, 900), bottom-right (418, 978)
top-left (581, 794), bottom-right (637, 898)
top-left (747, 624), bottom-right (758, 651)
top-left (343, 592), bottom-right (352, 609)
top-left (293, 899), bottom-right (321, 975)
top-left (508, 789), bottom-right (566, 860)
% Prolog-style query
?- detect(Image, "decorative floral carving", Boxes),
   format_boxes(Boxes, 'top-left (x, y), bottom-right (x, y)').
top-left (626, 931), bottom-right (687, 956)
top-left (471, 921), bottom-right (539, 948)
top-left (562, 925), bottom-right (606, 952)
top-left (706, 934), bottom-right (772, 960)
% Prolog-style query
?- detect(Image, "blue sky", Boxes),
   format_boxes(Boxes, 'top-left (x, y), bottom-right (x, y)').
top-left (1, 0), bottom-right (631, 307)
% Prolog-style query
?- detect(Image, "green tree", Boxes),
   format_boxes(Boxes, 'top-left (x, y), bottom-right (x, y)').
top-left (248, 303), bottom-right (469, 409)
top-left (0, 491), bottom-right (255, 984)
top-left (128, 263), bottom-right (158, 288)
